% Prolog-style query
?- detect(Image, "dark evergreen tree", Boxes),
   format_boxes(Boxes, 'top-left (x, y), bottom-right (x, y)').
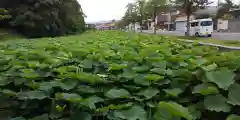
top-left (0, 0), bottom-right (85, 38)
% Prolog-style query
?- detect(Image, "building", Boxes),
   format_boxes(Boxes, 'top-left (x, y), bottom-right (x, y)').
top-left (154, 7), bottom-right (218, 31)
top-left (229, 8), bottom-right (240, 20)
top-left (94, 20), bottom-right (117, 30)
top-left (155, 11), bottom-right (179, 30)
top-left (85, 24), bottom-right (96, 30)
top-left (125, 22), bottom-right (142, 31)
top-left (224, 8), bottom-right (240, 32)
top-left (175, 13), bottom-right (196, 32)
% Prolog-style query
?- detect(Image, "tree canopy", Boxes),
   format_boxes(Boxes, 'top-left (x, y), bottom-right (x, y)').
top-left (216, 0), bottom-right (238, 19)
top-left (172, 0), bottom-right (213, 36)
top-left (117, 0), bottom-right (168, 29)
top-left (0, 0), bottom-right (85, 38)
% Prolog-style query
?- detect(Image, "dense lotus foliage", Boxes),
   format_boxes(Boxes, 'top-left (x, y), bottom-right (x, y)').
top-left (1, 31), bottom-right (240, 120)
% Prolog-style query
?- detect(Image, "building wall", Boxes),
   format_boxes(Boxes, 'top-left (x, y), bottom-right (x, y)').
top-left (175, 15), bottom-right (195, 21)
top-left (224, 9), bottom-right (240, 32)
top-left (217, 19), bottom-right (228, 31)
top-left (228, 20), bottom-right (240, 32)
top-left (127, 23), bottom-right (141, 31)
top-left (155, 12), bottom-right (178, 28)
top-left (229, 9), bottom-right (240, 20)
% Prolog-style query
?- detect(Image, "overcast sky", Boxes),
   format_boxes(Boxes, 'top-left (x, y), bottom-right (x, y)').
top-left (78, 0), bottom-right (239, 23)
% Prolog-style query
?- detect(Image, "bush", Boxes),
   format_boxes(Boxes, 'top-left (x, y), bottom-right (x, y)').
top-left (0, 8), bottom-right (11, 21)
top-left (1, 31), bottom-right (240, 120)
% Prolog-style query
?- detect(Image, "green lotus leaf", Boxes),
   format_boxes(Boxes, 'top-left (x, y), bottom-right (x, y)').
top-left (132, 66), bottom-right (149, 73)
top-left (150, 68), bottom-right (166, 75)
top-left (204, 94), bottom-right (231, 112)
top-left (136, 87), bottom-right (159, 99)
top-left (105, 88), bottom-right (130, 99)
top-left (205, 69), bottom-right (235, 90)
top-left (80, 95), bottom-right (104, 109)
top-left (108, 63), bottom-right (128, 71)
top-left (192, 83), bottom-right (219, 95)
top-left (70, 111), bottom-right (92, 120)
top-left (59, 80), bottom-right (78, 91)
top-left (10, 117), bottom-right (26, 120)
top-left (157, 101), bottom-right (193, 120)
top-left (202, 63), bottom-right (218, 71)
top-left (134, 74), bottom-right (151, 86)
top-left (226, 114), bottom-right (240, 120)
top-left (113, 105), bottom-right (147, 120)
top-left (228, 83), bottom-right (240, 106)
top-left (96, 103), bottom-right (133, 113)
top-left (55, 93), bottom-right (82, 102)
top-left (17, 91), bottom-right (49, 100)
top-left (164, 88), bottom-right (183, 97)
top-left (29, 114), bottom-right (49, 120)
top-left (77, 85), bottom-right (98, 93)
top-left (144, 74), bottom-right (164, 81)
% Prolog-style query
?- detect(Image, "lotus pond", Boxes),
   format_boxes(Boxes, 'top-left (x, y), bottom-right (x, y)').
top-left (1, 31), bottom-right (240, 120)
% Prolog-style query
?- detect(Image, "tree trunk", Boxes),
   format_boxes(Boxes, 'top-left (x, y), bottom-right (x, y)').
top-left (168, 11), bottom-right (171, 31)
top-left (186, 13), bottom-right (190, 36)
top-left (133, 22), bottom-right (136, 32)
top-left (140, 5), bottom-right (143, 33)
top-left (140, 23), bottom-right (143, 32)
top-left (152, 6), bottom-right (157, 34)
top-left (185, 0), bottom-right (191, 36)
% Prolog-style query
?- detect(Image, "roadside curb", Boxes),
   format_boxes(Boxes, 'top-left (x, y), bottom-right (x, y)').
top-left (178, 39), bottom-right (240, 51)
top-left (134, 31), bottom-right (240, 51)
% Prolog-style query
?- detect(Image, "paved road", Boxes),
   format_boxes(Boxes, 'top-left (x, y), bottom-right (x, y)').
top-left (142, 30), bottom-right (240, 41)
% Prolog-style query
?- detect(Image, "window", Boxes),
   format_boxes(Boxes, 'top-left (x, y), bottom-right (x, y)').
top-left (190, 22), bottom-right (195, 27)
top-left (200, 21), bottom-right (213, 26)
top-left (191, 22), bottom-right (198, 27)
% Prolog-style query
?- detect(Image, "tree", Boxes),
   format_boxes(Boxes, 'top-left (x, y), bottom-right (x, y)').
top-left (174, 0), bottom-right (213, 36)
top-left (195, 13), bottom-right (213, 19)
top-left (0, 8), bottom-right (12, 39)
top-left (144, 0), bottom-right (168, 34)
top-left (121, 0), bottom-right (169, 33)
top-left (135, 0), bottom-right (146, 32)
top-left (123, 3), bottom-right (140, 32)
top-left (0, 0), bottom-right (85, 38)
top-left (216, 0), bottom-right (235, 19)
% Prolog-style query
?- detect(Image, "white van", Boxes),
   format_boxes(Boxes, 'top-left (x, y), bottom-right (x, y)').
top-left (187, 18), bottom-right (213, 37)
